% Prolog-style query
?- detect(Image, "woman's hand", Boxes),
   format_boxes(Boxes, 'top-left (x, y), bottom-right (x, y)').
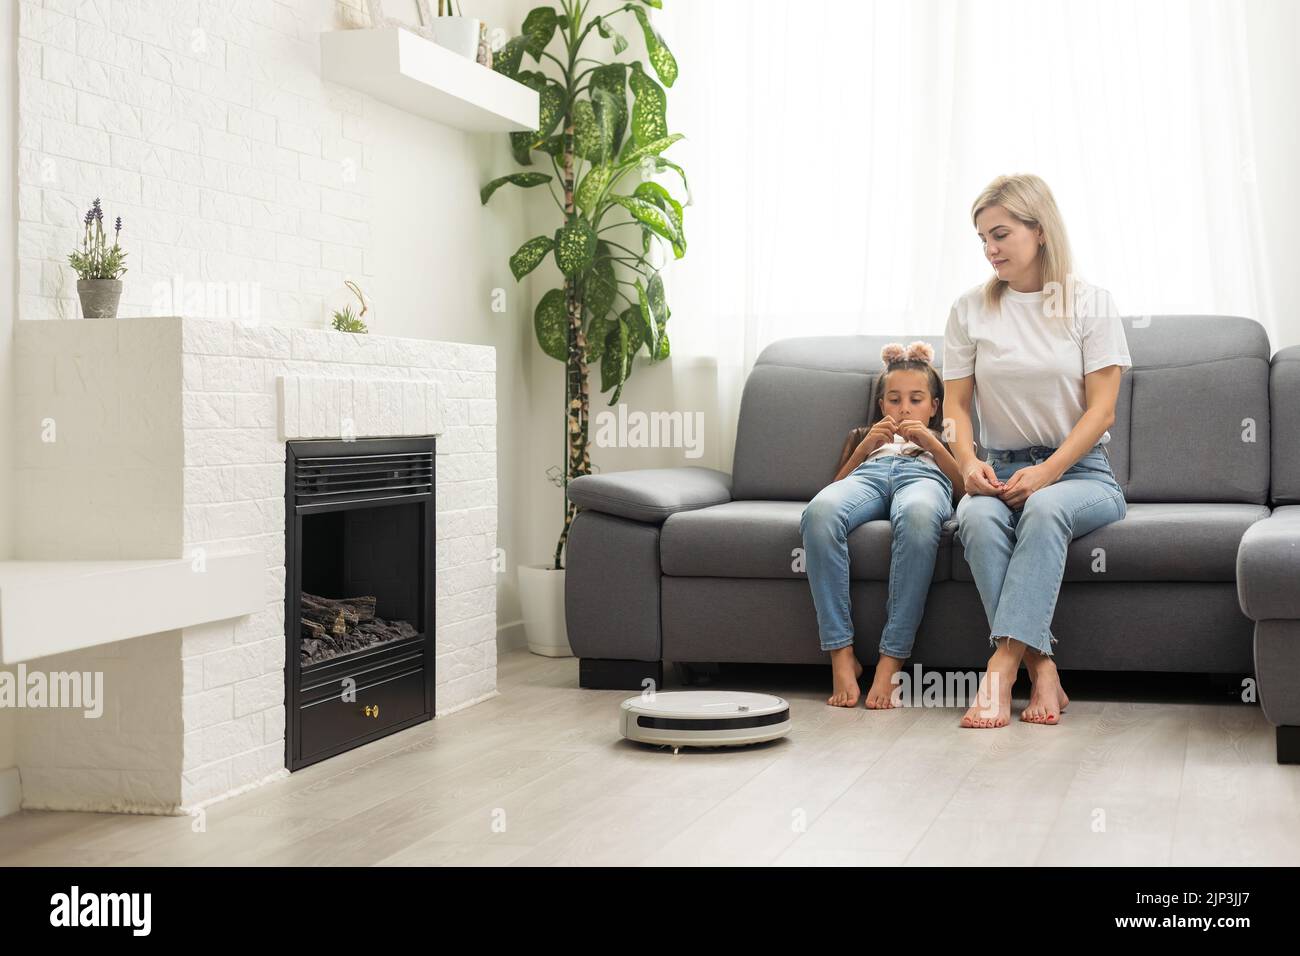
top-left (963, 459), bottom-right (1004, 496)
top-left (998, 463), bottom-right (1058, 508)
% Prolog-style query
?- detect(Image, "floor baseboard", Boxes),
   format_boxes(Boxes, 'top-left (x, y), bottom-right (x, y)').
top-left (0, 766), bottom-right (20, 819)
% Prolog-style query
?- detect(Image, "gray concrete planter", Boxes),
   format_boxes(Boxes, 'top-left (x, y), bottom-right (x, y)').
top-left (76, 279), bottom-right (123, 319)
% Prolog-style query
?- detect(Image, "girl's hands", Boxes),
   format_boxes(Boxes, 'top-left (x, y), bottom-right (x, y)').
top-left (856, 416), bottom-right (898, 457)
top-left (897, 419), bottom-right (940, 452)
top-left (997, 463), bottom-right (1057, 508)
top-left (963, 459), bottom-right (1004, 496)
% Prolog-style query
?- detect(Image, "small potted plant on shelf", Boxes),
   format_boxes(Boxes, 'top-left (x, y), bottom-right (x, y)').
top-left (331, 279), bottom-right (370, 333)
top-left (67, 198), bottom-right (127, 319)
top-left (432, 0), bottom-right (482, 60)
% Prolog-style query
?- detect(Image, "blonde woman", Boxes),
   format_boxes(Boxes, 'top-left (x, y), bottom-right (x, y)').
top-left (943, 174), bottom-right (1131, 728)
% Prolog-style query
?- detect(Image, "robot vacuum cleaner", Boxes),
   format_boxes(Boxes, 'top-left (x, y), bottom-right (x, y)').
top-left (620, 691), bottom-right (791, 752)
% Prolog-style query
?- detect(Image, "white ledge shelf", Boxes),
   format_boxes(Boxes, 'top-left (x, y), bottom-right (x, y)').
top-left (0, 554), bottom-right (264, 664)
top-left (321, 27), bottom-right (539, 132)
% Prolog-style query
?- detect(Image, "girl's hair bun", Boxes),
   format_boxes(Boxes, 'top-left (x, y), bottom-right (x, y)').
top-left (881, 341), bottom-right (935, 367)
top-left (905, 340), bottom-right (935, 363)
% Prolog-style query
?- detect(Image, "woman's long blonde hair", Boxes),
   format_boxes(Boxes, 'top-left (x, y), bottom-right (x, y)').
top-left (971, 173), bottom-right (1076, 318)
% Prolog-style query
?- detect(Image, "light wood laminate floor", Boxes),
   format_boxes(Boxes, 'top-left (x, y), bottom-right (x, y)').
top-left (1, 648), bottom-right (1297, 866)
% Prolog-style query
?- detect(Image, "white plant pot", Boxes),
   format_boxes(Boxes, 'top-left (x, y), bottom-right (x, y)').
top-left (517, 563), bottom-right (572, 658)
top-left (433, 16), bottom-right (482, 59)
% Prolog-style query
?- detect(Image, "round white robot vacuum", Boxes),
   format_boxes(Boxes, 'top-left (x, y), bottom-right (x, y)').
top-left (620, 691), bottom-right (791, 752)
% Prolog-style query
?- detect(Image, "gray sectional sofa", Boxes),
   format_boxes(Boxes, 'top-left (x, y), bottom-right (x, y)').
top-left (565, 317), bottom-right (1300, 762)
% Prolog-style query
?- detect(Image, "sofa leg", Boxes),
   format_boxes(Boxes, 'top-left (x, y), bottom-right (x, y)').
top-left (1278, 726), bottom-right (1300, 764)
top-left (579, 658), bottom-right (664, 691)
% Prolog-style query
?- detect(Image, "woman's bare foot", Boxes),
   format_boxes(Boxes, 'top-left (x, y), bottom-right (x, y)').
top-left (960, 640), bottom-right (1022, 728)
top-left (865, 655), bottom-right (906, 709)
top-left (827, 646), bottom-right (863, 707)
top-left (1021, 652), bottom-right (1069, 724)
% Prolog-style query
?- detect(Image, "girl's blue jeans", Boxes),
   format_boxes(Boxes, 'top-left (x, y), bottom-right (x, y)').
top-left (800, 456), bottom-right (954, 657)
top-left (955, 444), bottom-right (1126, 656)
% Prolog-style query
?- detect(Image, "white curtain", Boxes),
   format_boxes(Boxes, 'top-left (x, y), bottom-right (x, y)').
top-left (652, 0), bottom-right (1273, 473)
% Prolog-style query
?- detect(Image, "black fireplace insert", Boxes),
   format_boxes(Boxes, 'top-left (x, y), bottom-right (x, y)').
top-left (284, 436), bottom-right (436, 771)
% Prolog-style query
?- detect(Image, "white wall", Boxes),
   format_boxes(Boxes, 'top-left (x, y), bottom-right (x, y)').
top-left (0, 0), bottom-right (536, 810)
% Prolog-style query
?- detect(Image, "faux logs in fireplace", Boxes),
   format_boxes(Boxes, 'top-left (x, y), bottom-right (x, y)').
top-left (284, 437), bottom-right (436, 771)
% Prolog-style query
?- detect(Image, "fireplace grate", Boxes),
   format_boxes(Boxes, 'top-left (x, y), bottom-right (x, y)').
top-left (293, 451), bottom-right (434, 504)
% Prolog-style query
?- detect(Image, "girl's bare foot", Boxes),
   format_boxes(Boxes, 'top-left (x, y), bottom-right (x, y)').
top-left (865, 655), bottom-right (906, 709)
top-left (827, 646), bottom-right (863, 707)
top-left (960, 640), bottom-right (1021, 728)
top-left (1021, 652), bottom-right (1069, 724)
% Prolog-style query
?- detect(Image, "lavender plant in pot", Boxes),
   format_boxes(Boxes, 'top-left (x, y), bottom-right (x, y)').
top-left (67, 198), bottom-right (127, 319)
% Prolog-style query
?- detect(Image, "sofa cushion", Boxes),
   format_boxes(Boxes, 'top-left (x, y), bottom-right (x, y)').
top-left (1119, 316), bottom-right (1270, 504)
top-left (566, 466), bottom-right (732, 524)
top-left (660, 500), bottom-right (954, 582)
top-left (952, 501), bottom-right (1269, 583)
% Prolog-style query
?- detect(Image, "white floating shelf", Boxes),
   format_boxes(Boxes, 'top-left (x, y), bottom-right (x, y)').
top-left (0, 554), bottom-right (264, 664)
top-left (320, 27), bottom-right (540, 133)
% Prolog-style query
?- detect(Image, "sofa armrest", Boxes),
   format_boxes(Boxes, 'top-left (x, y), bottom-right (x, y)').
top-left (1237, 506), bottom-right (1300, 620)
top-left (566, 467), bottom-right (732, 524)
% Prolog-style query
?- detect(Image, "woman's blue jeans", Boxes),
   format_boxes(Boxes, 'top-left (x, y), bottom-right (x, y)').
top-left (955, 444), bottom-right (1126, 656)
top-left (800, 456), bottom-right (954, 657)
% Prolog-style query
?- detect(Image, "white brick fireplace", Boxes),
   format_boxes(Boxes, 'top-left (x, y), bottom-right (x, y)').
top-left (6, 316), bottom-right (498, 813)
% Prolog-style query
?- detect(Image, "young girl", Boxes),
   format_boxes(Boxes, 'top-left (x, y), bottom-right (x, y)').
top-left (799, 342), bottom-right (964, 708)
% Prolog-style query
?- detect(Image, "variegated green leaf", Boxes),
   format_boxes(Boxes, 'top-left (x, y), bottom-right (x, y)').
top-left (610, 195), bottom-right (678, 246)
top-left (623, 303), bottom-right (646, 357)
top-left (646, 272), bottom-right (668, 353)
top-left (517, 71), bottom-right (565, 141)
top-left (601, 318), bottom-right (628, 393)
top-left (589, 64), bottom-right (628, 156)
top-left (522, 7), bottom-right (558, 59)
top-left (480, 172), bottom-right (552, 205)
top-left (534, 288), bottom-right (568, 361)
top-left (634, 281), bottom-right (655, 355)
top-left (629, 61), bottom-right (668, 146)
top-left (586, 315), bottom-right (615, 362)
top-left (654, 156), bottom-right (691, 202)
top-left (572, 100), bottom-right (603, 163)
top-left (492, 36), bottom-right (526, 78)
top-left (575, 163), bottom-right (611, 213)
top-left (595, 15), bottom-right (628, 54)
top-left (582, 250), bottom-right (617, 320)
top-left (509, 131), bottom-right (533, 165)
top-left (633, 180), bottom-right (685, 257)
top-left (630, 5), bottom-right (677, 87)
top-left (554, 218), bottom-right (596, 276)
top-left (617, 133), bottom-right (683, 169)
top-left (510, 235), bottom-right (554, 280)
top-left (654, 326), bottom-right (669, 360)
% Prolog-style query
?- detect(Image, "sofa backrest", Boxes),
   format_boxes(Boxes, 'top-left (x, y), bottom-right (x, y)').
top-left (730, 316), bottom-right (1271, 504)
top-left (730, 335), bottom-right (961, 501)
top-left (1270, 344), bottom-right (1300, 505)
top-left (1116, 316), bottom-right (1270, 504)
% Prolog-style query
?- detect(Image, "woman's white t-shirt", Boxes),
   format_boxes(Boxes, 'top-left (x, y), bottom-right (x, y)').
top-left (942, 282), bottom-right (1132, 450)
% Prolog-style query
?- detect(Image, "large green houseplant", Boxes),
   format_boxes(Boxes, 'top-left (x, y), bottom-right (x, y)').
top-left (481, 0), bottom-right (687, 573)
